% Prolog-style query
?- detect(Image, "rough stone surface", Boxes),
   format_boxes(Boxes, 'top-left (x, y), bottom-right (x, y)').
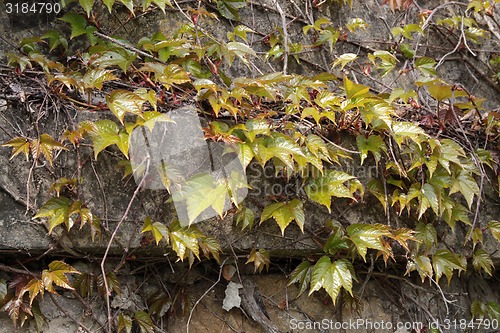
top-left (0, 268), bottom-right (498, 333)
top-left (0, 1), bottom-right (499, 332)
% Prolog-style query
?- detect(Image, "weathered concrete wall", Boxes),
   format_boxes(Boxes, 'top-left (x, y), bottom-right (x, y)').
top-left (1, 266), bottom-right (499, 333)
top-left (0, 1), bottom-right (499, 332)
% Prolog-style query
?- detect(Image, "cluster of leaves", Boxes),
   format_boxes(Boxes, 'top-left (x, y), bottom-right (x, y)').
top-left (141, 218), bottom-right (221, 265)
top-left (0, 261), bottom-right (79, 331)
top-left (1, 0), bottom-right (500, 330)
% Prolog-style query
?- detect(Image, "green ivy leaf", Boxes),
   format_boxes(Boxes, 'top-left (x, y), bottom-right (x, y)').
top-left (117, 313), bottom-right (133, 333)
top-left (139, 63), bottom-right (190, 89)
top-left (432, 249), bottom-right (466, 284)
top-left (92, 50), bottom-right (136, 73)
top-left (260, 199), bottom-right (305, 235)
top-left (332, 53), bottom-right (358, 69)
top-left (399, 43), bottom-right (415, 58)
top-left (244, 119), bottom-right (271, 142)
top-left (316, 27), bottom-right (339, 52)
top-left (305, 170), bottom-right (358, 212)
top-left (227, 41), bottom-right (257, 66)
top-left (487, 220), bottom-right (500, 241)
top-left (199, 236), bottom-right (221, 263)
top-left (193, 79), bottom-right (218, 93)
top-left (138, 111), bottom-right (173, 131)
top-left (288, 261), bottom-right (312, 298)
top-left (106, 90), bottom-right (145, 124)
top-left (356, 134), bottom-right (386, 164)
top-left (147, 291), bottom-right (171, 317)
top-left (234, 206), bottom-right (255, 231)
top-left (252, 133), bottom-right (304, 169)
top-left (79, 0), bottom-right (96, 16)
top-left (180, 173), bottom-right (229, 224)
top-left (73, 273), bottom-right (95, 298)
top-left (323, 229), bottom-right (350, 255)
top-left (471, 300), bottom-right (500, 320)
top-left (439, 139), bottom-right (465, 173)
top-left (418, 183), bottom-right (440, 218)
top-left (236, 143), bottom-right (255, 169)
top-left (134, 311), bottom-right (155, 333)
top-left (415, 222), bottom-right (437, 253)
top-left (344, 77), bottom-right (370, 100)
top-left (415, 57), bottom-right (437, 76)
top-left (102, 0), bottom-right (115, 12)
top-left (79, 207), bottom-right (101, 241)
top-left (301, 107), bottom-right (322, 124)
top-left (48, 178), bottom-right (78, 197)
top-left (232, 25), bottom-right (254, 42)
top-left (41, 30), bottom-right (68, 52)
top-left (427, 84), bottom-right (453, 101)
top-left (142, 0), bottom-right (172, 13)
top-left (117, 0), bottom-right (134, 13)
top-left (391, 122), bottom-right (428, 148)
top-left (347, 224), bottom-right (391, 261)
top-left (169, 221), bottom-right (200, 261)
top-left (97, 271), bottom-right (121, 295)
top-left (59, 13), bottom-right (89, 39)
top-left (346, 18), bottom-right (367, 32)
top-left (34, 197), bottom-right (72, 234)
top-left (0, 279), bottom-right (7, 303)
top-left (442, 198), bottom-right (470, 229)
top-left (90, 120), bottom-right (129, 159)
top-left (308, 256), bottom-right (329, 294)
top-left (368, 51), bottom-right (398, 76)
top-left (388, 88), bottom-right (417, 104)
top-left (472, 249), bottom-right (494, 276)
top-left (141, 217), bottom-right (169, 245)
top-left (306, 134), bottom-right (329, 158)
top-left (406, 255), bottom-right (433, 283)
top-left (31, 300), bottom-right (47, 332)
top-left (471, 227), bottom-right (483, 249)
top-left (82, 68), bottom-right (117, 90)
top-left (449, 170), bottom-right (479, 209)
top-left (367, 179), bottom-right (387, 211)
top-left (217, 0), bottom-right (246, 20)
top-left (309, 256), bottom-right (354, 304)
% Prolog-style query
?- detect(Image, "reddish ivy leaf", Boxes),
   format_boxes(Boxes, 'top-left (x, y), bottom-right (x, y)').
top-left (246, 248), bottom-right (270, 273)
top-left (2, 137), bottom-right (30, 161)
top-left (41, 261), bottom-right (80, 293)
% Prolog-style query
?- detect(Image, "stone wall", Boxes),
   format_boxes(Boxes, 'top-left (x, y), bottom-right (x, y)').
top-left (0, 0), bottom-right (499, 332)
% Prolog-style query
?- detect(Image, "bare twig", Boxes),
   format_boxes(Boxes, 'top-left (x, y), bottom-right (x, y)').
top-left (436, 17), bottom-right (475, 69)
top-left (100, 159), bottom-right (149, 333)
top-left (186, 258), bottom-right (229, 333)
top-left (358, 255), bottom-right (374, 298)
top-left (91, 159), bottom-right (108, 228)
top-left (274, 0), bottom-right (289, 75)
top-left (93, 31), bottom-right (167, 65)
top-left (413, 1), bottom-right (468, 64)
top-left (25, 158), bottom-right (36, 215)
top-left (0, 263), bottom-right (38, 277)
